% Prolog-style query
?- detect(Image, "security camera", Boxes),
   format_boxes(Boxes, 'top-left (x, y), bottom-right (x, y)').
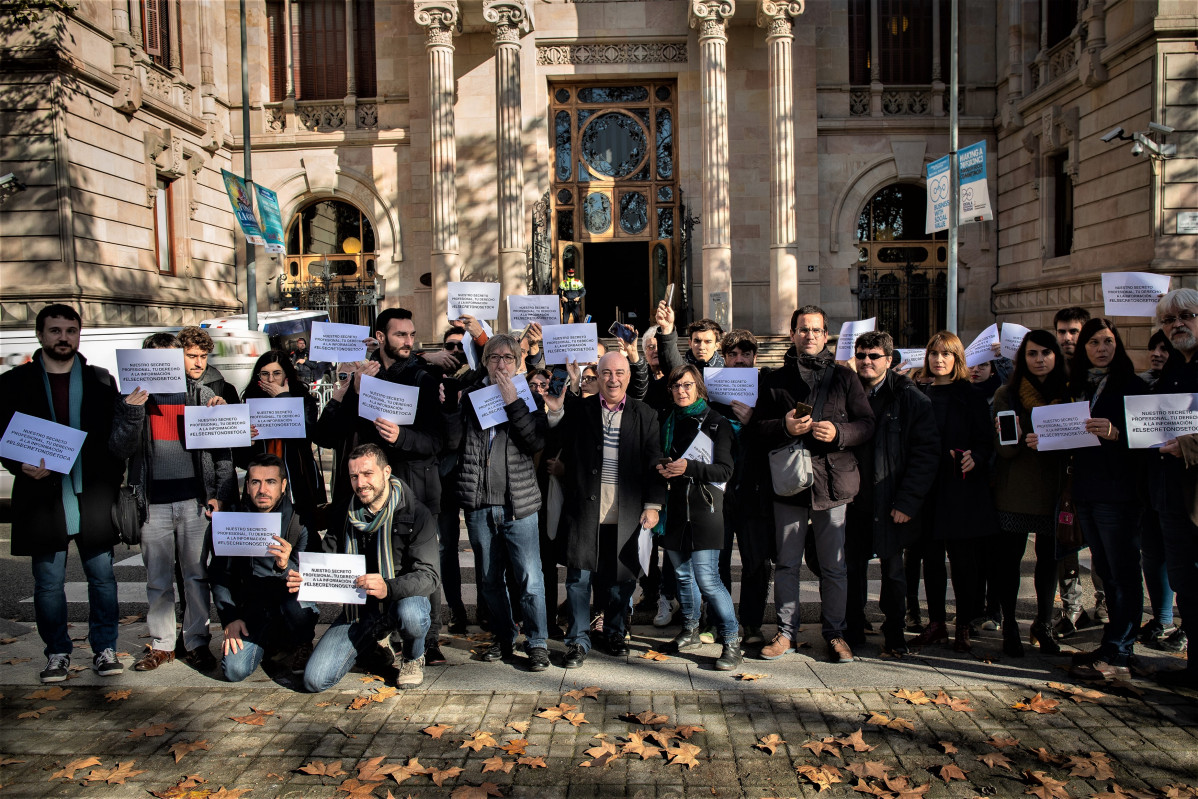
top-left (1130, 141), bottom-right (1144, 157)
top-left (1148, 121), bottom-right (1175, 135)
top-left (1101, 127), bottom-right (1125, 143)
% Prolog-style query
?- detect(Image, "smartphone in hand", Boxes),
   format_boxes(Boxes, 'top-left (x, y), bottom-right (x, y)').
top-left (793, 401), bottom-right (814, 418)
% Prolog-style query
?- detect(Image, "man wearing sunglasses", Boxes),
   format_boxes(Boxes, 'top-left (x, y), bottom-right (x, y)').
top-left (843, 331), bottom-right (940, 656)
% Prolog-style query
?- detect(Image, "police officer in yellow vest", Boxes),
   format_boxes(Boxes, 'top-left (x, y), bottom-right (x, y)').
top-left (558, 266), bottom-right (586, 324)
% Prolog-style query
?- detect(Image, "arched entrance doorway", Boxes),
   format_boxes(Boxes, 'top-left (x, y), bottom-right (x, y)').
top-left (856, 184), bottom-right (947, 347)
top-left (280, 198), bottom-right (379, 327)
top-left (550, 81), bottom-right (679, 332)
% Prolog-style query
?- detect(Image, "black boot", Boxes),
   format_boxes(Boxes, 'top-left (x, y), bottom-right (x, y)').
top-left (1003, 625), bottom-right (1025, 658)
top-left (669, 627), bottom-right (703, 652)
top-left (1030, 621), bottom-right (1061, 655)
top-left (715, 638), bottom-right (743, 671)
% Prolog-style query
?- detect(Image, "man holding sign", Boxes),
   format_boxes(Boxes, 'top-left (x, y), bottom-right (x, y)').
top-left (287, 444), bottom-right (439, 691)
top-left (110, 328), bottom-right (237, 674)
top-left (0, 304), bottom-right (126, 683)
top-left (209, 454), bottom-right (318, 681)
top-left (448, 334), bottom-right (550, 671)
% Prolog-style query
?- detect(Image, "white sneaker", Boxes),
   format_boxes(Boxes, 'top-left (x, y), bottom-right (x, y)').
top-left (396, 656), bottom-right (424, 689)
top-left (653, 596), bottom-right (680, 627)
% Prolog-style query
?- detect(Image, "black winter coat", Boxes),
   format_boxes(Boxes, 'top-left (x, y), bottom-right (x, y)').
top-left (924, 379), bottom-right (998, 540)
top-left (313, 358), bottom-right (444, 512)
top-left (754, 348), bottom-right (876, 511)
top-left (1071, 373), bottom-right (1149, 505)
top-left (450, 378), bottom-right (548, 519)
top-left (235, 388), bottom-right (327, 522)
top-left (658, 406), bottom-right (735, 553)
top-left (548, 394), bottom-right (666, 582)
top-left (850, 372), bottom-right (941, 558)
top-left (0, 353), bottom-right (124, 556)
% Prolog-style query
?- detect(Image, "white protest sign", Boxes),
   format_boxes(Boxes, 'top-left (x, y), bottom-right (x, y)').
top-left (541, 323), bottom-right (599, 365)
top-left (297, 551), bottom-right (367, 604)
top-left (357, 374), bottom-right (419, 425)
top-left (309, 321), bottom-right (370, 362)
top-left (461, 318), bottom-right (494, 371)
top-left (1124, 393), bottom-right (1198, 449)
top-left (678, 430), bottom-right (725, 491)
top-left (468, 374), bottom-right (537, 430)
top-left (925, 155), bottom-right (951, 234)
top-left (447, 282), bottom-right (501, 320)
top-left (958, 140), bottom-right (994, 222)
top-left (183, 403), bottom-right (251, 449)
top-left (247, 397), bottom-right (306, 439)
top-left (703, 367), bottom-right (758, 406)
top-left (508, 294), bottom-right (561, 330)
top-left (1000, 323), bottom-right (1031, 361)
top-left (964, 323), bottom-right (999, 368)
top-left (896, 349), bottom-right (926, 369)
top-left (116, 348), bottom-right (185, 394)
top-left (637, 525), bottom-right (653, 576)
top-left (1102, 272), bottom-right (1172, 317)
top-left (0, 412), bottom-right (87, 474)
top-left (1031, 401), bottom-right (1100, 451)
top-left (835, 318), bottom-right (877, 361)
top-left (211, 511), bottom-right (281, 558)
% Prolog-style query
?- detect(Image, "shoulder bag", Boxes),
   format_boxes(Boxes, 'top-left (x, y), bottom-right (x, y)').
top-left (768, 365), bottom-right (834, 497)
top-left (111, 484), bottom-right (144, 546)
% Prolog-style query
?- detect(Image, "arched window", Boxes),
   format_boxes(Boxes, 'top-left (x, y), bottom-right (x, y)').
top-left (284, 199), bottom-right (376, 281)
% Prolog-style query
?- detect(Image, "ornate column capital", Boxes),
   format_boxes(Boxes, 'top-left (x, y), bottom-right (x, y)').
top-left (689, 0), bottom-right (735, 40)
top-left (414, 1), bottom-right (460, 46)
top-left (757, 1), bottom-right (803, 37)
top-left (484, 0), bottom-right (532, 44)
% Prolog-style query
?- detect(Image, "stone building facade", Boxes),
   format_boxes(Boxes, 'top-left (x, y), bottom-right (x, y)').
top-left (1, 0), bottom-right (1193, 348)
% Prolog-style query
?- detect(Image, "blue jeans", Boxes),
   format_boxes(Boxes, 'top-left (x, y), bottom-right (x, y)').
top-left (465, 506), bottom-right (548, 650)
top-left (221, 593), bottom-right (319, 683)
top-left (1077, 501), bottom-right (1142, 665)
top-left (565, 567), bottom-right (634, 654)
top-left (667, 548), bottom-right (738, 643)
top-left (32, 541), bottom-right (118, 657)
top-left (1140, 508), bottom-right (1175, 627)
top-left (303, 595), bottom-right (431, 692)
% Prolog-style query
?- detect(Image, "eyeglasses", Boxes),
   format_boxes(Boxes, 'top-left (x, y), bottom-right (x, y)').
top-left (529, 381), bottom-right (548, 390)
top-left (795, 327), bottom-right (825, 336)
top-left (669, 381), bottom-right (697, 392)
top-left (487, 354), bottom-right (517, 364)
top-left (1160, 312), bottom-right (1198, 326)
top-left (581, 375), bottom-right (598, 383)
top-left (258, 370), bottom-right (285, 379)
top-left (444, 341), bottom-right (464, 351)
top-left (854, 352), bottom-right (887, 361)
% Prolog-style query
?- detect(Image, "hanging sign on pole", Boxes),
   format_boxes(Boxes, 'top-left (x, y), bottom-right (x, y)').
top-left (221, 168), bottom-right (265, 245)
top-left (926, 155), bottom-right (951, 234)
top-left (957, 141), bottom-right (994, 223)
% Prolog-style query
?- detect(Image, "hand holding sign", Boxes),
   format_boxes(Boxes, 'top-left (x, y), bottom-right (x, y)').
top-left (296, 552), bottom-right (367, 604)
top-left (0, 412), bottom-right (88, 475)
top-left (447, 282), bottom-right (501, 321)
top-left (309, 321), bottom-right (370, 362)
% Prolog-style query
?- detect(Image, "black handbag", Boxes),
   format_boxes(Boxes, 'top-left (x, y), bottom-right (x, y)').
top-left (111, 485), bottom-right (143, 546)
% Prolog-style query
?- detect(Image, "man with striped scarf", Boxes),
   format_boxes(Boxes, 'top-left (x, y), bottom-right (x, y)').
top-left (287, 444), bottom-right (439, 690)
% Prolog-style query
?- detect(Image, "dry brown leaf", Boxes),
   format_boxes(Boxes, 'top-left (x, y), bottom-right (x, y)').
top-left (450, 784), bottom-right (505, 799)
top-left (535, 702), bottom-right (577, 722)
top-left (639, 650), bottom-right (670, 661)
top-left (934, 763), bottom-right (968, 783)
top-left (298, 759), bottom-right (346, 777)
top-left (864, 711), bottom-right (915, 733)
top-left (105, 689), bottom-right (132, 702)
top-left (0, 757), bottom-right (25, 766)
top-left (126, 722), bottom-right (177, 739)
top-left (481, 756), bottom-right (513, 774)
top-left (930, 690), bottom-right (973, 711)
top-left (562, 685), bottom-right (601, 701)
top-left (846, 761), bottom-right (892, 780)
top-left (1026, 747), bottom-right (1068, 766)
top-left (563, 710), bottom-right (588, 727)
top-left (835, 728), bottom-right (876, 752)
top-left (422, 723), bottom-right (453, 739)
top-left (26, 686), bottom-right (71, 701)
top-left (1047, 681), bottom-right (1106, 704)
top-left (1012, 692), bottom-right (1060, 714)
top-left (315, 701), bottom-right (334, 707)
top-left (623, 709), bottom-right (670, 726)
top-left (208, 787), bottom-right (253, 799)
top-left (755, 733), bottom-right (786, 754)
top-left (938, 740), bottom-right (958, 754)
top-left (348, 696), bottom-right (372, 710)
top-left (428, 765), bottom-right (464, 787)
top-left (667, 724), bottom-right (705, 740)
top-left (336, 777), bottom-right (384, 796)
top-left (460, 730), bottom-right (498, 751)
top-left (1161, 786), bottom-right (1198, 798)
top-left (18, 705), bottom-right (55, 719)
top-left (735, 672), bottom-right (769, 681)
top-left (119, 614), bottom-right (142, 625)
top-left (584, 741), bottom-right (619, 765)
top-left (167, 740), bottom-right (210, 764)
top-left (978, 752), bottom-right (1014, 771)
top-left (0, 637), bottom-right (16, 644)
top-left (506, 721), bottom-right (530, 734)
top-left (892, 688), bottom-right (931, 705)
top-left (230, 706), bottom-right (274, 725)
top-left (1024, 770), bottom-right (1072, 799)
top-left (370, 686), bottom-right (398, 703)
top-left (1065, 752), bottom-right (1115, 781)
top-left (797, 763), bottom-right (843, 792)
top-left (51, 756), bottom-right (101, 780)
top-left (851, 777), bottom-right (891, 796)
top-left (499, 739), bottom-right (529, 756)
top-left (148, 774), bottom-right (210, 798)
top-left (85, 761), bottom-right (147, 785)
top-left (987, 735), bottom-right (1020, 748)
top-left (359, 674), bottom-right (383, 683)
top-left (665, 742), bottom-right (702, 770)
top-left (1, 657), bottom-right (32, 665)
top-left (356, 757), bottom-right (407, 782)
top-left (803, 737), bottom-right (843, 758)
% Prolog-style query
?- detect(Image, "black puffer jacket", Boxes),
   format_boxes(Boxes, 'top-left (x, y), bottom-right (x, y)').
top-left (450, 378), bottom-right (547, 519)
top-left (658, 406), bottom-right (735, 553)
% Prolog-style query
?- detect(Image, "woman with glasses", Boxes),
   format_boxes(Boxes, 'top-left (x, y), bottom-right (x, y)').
top-left (653, 364), bottom-right (741, 670)
top-left (991, 330), bottom-right (1070, 655)
top-left (240, 350), bottom-right (327, 522)
top-left (909, 331), bottom-right (997, 653)
top-left (580, 365), bottom-right (599, 397)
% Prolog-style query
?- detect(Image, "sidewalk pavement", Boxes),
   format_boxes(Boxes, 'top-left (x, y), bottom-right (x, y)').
top-left (1, 616), bottom-right (1195, 798)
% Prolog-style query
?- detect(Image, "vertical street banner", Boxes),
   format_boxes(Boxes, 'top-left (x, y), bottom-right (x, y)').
top-left (925, 155), bottom-right (951, 234)
top-left (221, 169), bottom-right (266, 245)
top-left (957, 141), bottom-right (994, 223)
top-left (254, 184), bottom-right (286, 254)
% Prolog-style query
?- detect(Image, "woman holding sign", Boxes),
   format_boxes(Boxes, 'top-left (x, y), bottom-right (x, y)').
top-left (240, 351), bottom-right (327, 524)
top-left (653, 365), bottom-right (740, 670)
top-left (991, 330), bottom-right (1070, 655)
top-left (1052, 320), bottom-right (1147, 680)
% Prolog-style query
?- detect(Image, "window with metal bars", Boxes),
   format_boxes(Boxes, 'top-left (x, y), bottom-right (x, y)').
top-left (849, 0), bottom-right (949, 85)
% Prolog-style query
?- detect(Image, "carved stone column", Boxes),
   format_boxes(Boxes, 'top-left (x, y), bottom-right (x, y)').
top-left (869, 0), bottom-right (882, 116)
top-left (485, 0), bottom-right (531, 313)
top-left (345, 0), bottom-right (358, 129)
top-left (689, 0), bottom-right (734, 328)
top-left (112, 0), bottom-right (142, 115)
top-left (199, 0), bottom-right (221, 151)
top-left (758, 1), bottom-right (802, 333)
top-left (415, 1), bottom-right (461, 325)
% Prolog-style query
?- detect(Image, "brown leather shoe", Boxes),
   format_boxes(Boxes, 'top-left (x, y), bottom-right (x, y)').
top-left (134, 648), bottom-right (175, 671)
top-left (828, 637), bottom-right (855, 663)
top-left (759, 634), bottom-right (794, 660)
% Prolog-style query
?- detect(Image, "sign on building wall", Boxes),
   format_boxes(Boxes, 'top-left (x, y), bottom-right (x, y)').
top-left (957, 141), bottom-right (994, 223)
top-left (254, 184), bottom-right (287, 254)
top-left (221, 169), bottom-right (266, 245)
top-left (925, 155), bottom-right (951, 234)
